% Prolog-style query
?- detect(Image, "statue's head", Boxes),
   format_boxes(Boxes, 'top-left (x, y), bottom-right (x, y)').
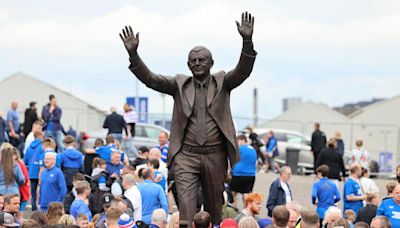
top-left (187, 46), bottom-right (214, 80)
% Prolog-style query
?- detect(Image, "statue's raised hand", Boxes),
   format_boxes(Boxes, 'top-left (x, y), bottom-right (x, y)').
top-left (235, 12), bottom-right (254, 40)
top-left (120, 26), bottom-right (139, 56)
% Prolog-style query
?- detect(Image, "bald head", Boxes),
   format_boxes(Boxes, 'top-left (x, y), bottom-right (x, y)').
top-left (148, 148), bottom-right (162, 160)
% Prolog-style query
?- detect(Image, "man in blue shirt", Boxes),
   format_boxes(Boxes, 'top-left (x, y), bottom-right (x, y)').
top-left (312, 165), bottom-right (340, 223)
top-left (377, 184), bottom-right (400, 227)
top-left (157, 131), bottom-right (169, 163)
top-left (59, 136), bottom-right (84, 192)
top-left (39, 152), bottom-right (67, 211)
top-left (70, 181), bottom-right (92, 222)
top-left (23, 130), bottom-right (45, 211)
top-left (343, 163), bottom-right (365, 216)
top-left (6, 102), bottom-right (20, 147)
top-left (230, 135), bottom-right (257, 206)
top-left (137, 168), bottom-right (168, 224)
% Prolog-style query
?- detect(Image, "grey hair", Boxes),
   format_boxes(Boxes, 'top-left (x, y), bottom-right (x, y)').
top-left (151, 208), bottom-right (167, 223)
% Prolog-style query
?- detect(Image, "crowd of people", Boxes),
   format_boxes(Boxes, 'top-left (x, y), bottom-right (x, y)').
top-left (0, 97), bottom-right (399, 228)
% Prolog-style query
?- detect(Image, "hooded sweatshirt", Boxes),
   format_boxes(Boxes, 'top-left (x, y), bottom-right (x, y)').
top-left (59, 147), bottom-right (83, 169)
top-left (23, 139), bottom-right (45, 179)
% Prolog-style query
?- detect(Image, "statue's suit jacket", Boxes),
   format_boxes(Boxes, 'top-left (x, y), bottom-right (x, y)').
top-left (128, 51), bottom-right (256, 167)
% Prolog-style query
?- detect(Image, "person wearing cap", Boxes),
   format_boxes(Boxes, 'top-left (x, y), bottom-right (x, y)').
top-left (118, 213), bottom-right (136, 228)
top-left (0, 211), bottom-right (20, 228)
top-left (220, 218), bottom-right (238, 228)
top-left (23, 101), bottom-right (39, 138)
top-left (39, 152), bottom-right (67, 211)
top-left (70, 181), bottom-right (92, 222)
top-left (59, 135), bottom-right (84, 192)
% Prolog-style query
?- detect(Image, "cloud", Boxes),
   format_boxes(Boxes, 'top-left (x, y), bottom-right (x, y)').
top-left (1, 0), bottom-right (400, 122)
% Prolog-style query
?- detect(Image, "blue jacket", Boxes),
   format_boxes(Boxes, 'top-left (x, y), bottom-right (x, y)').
top-left (24, 139), bottom-right (45, 179)
top-left (39, 166), bottom-right (67, 211)
top-left (137, 180), bottom-right (168, 224)
top-left (231, 144), bottom-right (257, 176)
top-left (266, 136), bottom-right (279, 157)
top-left (106, 162), bottom-right (124, 176)
top-left (0, 164), bottom-right (25, 195)
top-left (59, 148), bottom-right (83, 169)
top-left (312, 177), bottom-right (341, 218)
top-left (42, 104), bottom-right (62, 131)
top-left (266, 178), bottom-right (292, 217)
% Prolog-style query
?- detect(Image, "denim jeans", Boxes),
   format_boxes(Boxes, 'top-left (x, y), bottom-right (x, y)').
top-left (45, 130), bottom-right (64, 152)
top-left (110, 133), bottom-right (123, 144)
top-left (30, 179), bottom-right (39, 211)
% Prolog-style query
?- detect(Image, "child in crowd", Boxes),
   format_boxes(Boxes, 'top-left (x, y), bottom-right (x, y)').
top-left (76, 214), bottom-right (90, 228)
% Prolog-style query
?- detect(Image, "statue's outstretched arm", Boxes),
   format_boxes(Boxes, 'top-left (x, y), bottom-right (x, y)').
top-left (120, 26), bottom-right (176, 95)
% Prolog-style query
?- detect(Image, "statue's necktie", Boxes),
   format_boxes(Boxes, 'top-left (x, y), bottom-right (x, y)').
top-left (196, 84), bottom-right (207, 145)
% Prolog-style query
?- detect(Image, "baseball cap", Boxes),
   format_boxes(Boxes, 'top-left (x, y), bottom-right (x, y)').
top-left (220, 218), bottom-right (238, 228)
top-left (118, 213), bottom-right (135, 228)
top-left (102, 193), bottom-right (114, 207)
top-left (0, 212), bottom-right (20, 227)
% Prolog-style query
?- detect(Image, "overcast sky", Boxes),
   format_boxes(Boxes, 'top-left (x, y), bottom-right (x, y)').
top-left (1, 0), bottom-right (400, 123)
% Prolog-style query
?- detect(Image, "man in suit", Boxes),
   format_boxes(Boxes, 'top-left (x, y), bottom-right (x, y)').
top-left (120, 12), bottom-right (256, 226)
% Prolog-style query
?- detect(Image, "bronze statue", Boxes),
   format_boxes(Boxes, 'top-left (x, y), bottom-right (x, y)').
top-left (120, 11), bottom-right (256, 226)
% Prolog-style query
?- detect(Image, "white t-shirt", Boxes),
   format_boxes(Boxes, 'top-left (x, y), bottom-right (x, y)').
top-left (360, 177), bottom-right (379, 194)
top-left (124, 110), bottom-right (138, 124)
top-left (351, 148), bottom-right (369, 169)
top-left (280, 180), bottom-right (292, 203)
top-left (23, 132), bottom-right (35, 155)
top-left (124, 185), bottom-right (142, 222)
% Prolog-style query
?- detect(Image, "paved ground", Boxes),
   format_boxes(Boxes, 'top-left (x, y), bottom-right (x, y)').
top-left (246, 172), bottom-right (391, 218)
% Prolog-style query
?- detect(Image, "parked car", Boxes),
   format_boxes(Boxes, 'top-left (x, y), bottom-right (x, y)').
top-left (79, 123), bottom-right (170, 162)
top-left (252, 128), bottom-right (314, 173)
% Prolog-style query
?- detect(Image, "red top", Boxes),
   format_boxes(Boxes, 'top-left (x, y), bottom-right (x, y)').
top-left (17, 160), bottom-right (30, 201)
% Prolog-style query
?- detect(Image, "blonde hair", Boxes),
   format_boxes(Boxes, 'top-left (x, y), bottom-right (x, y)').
top-left (167, 212), bottom-right (179, 228)
top-left (58, 214), bottom-right (76, 225)
top-left (238, 216), bottom-right (259, 228)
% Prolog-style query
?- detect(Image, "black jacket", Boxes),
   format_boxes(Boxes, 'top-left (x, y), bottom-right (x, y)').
top-left (266, 178), bottom-right (292, 217)
top-left (315, 147), bottom-right (346, 180)
top-left (23, 108), bottom-right (38, 136)
top-left (355, 204), bottom-right (377, 225)
top-left (63, 189), bottom-right (95, 214)
top-left (103, 112), bottom-right (127, 135)
top-left (311, 129), bottom-right (327, 153)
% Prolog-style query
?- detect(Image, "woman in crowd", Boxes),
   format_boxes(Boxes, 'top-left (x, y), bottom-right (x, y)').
top-left (167, 212), bottom-right (179, 228)
top-left (0, 147), bottom-right (25, 195)
top-left (11, 147), bottom-right (30, 212)
top-left (47, 202), bottom-right (65, 225)
top-left (315, 138), bottom-right (346, 185)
